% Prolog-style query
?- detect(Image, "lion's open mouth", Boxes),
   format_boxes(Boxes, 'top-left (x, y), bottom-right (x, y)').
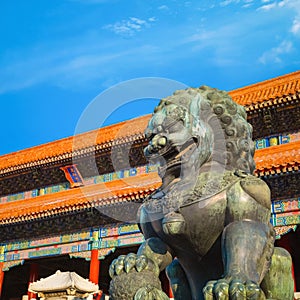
top-left (151, 138), bottom-right (196, 175)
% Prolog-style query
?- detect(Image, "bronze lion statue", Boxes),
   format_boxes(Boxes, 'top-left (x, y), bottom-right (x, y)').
top-left (109, 86), bottom-right (294, 300)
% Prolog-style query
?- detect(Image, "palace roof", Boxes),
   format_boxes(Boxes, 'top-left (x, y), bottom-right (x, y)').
top-left (0, 71), bottom-right (299, 225)
top-left (0, 71), bottom-right (299, 175)
top-left (254, 140), bottom-right (300, 176)
top-left (0, 173), bottom-right (161, 224)
top-left (229, 70), bottom-right (300, 109)
top-left (0, 140), bottom-right (299, 224)
top-left (0, 115), bottom-right (150, 175)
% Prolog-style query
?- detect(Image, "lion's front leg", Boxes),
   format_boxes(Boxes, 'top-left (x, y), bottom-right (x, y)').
top-left (261, 247), bottom-right (294, 300)
top-left (203, 220), bottom-right (274, 300)
top-left (109, 237), bottom-right (173, 300)
top-left (202, 175), bottom-right (276, 300)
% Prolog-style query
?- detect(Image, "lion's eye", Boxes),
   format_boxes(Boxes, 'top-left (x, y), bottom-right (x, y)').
top-left (166, 120), bottom-right (184, 133)
top-left (156, 125), bottom-right (163, 133)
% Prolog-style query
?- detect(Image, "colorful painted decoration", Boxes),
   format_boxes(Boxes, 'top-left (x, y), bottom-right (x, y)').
top-left (274, 225), bottom-right (297, 240)
top-left (2, 223), bottom-right (145, 264)
top-left (255, 131), bottom-right (300, 150)
top-left (0, 164), bottom-right (158, 205)
top-left (60, 164), bottom-right (84, 188)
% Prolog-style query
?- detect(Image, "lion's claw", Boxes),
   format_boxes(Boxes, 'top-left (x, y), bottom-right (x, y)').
top-left (203, 280), bottom-right (215, 300)
top-left (109, 253), bottom-right (160, 279)
top-left (245, 281), bottom-right (265, 300)
top-left (203, 279), bottom-right (266, 300)
top-left (229, 280), bottom-right (246, 299)
top-left (109, 255), bottom-right (126, 278)
top-left (214, 279), bottom-right (229, 299)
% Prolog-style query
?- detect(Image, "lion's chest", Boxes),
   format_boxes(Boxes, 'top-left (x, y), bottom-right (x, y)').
top-left (144, 190), bottom-right (227, 257)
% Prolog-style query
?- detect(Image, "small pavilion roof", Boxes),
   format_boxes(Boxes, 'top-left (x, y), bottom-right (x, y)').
top-left (28, 270), bottom-right (99, 293)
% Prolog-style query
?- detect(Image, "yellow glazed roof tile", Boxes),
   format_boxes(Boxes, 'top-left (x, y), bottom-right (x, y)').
top-left (229, 70), bottom-right (300, 106)
top-left (254, 140), bottom-right (300, 171)
top-left (0, 71), bottom-right (299, 173)
top-left (0, 172), bottom-right (161, 223)
top-left (0, 115), bottom-right (151, 173)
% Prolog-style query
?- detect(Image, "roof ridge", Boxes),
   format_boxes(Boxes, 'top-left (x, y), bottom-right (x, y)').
top-left (0, 71), bottom-right (299, 172)
top-left (229, 70), bottom-right (300, 106)
top-left (0, 115), bottom-right (151, 172)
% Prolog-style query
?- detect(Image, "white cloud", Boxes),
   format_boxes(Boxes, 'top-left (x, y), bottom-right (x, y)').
top-left (257, 0), bottom-right (292, 10)
top-left (158, 5), bottom-right (169, 10)
top-left (256, 0), bottom-right (300, 37)
top-left (259, 40), bottom-right (293, 64)
top-left (0, 42), bottom-right (162, 94)
top-left (278, 1), bottom-right (286, 7)
top-left (220, 0), bottom-right (240, 7)
top-left (291, 19), bottom-right (300, 34)
top-left (103, 17), bottom-right (155, 37)
top-left (257, 2), bottom-right (277, 10)
top-left (219, 0), bottom-right (255, 7)
top-left (148, 17), bottom-right (156, 22)
top-left (281, 0), bottom-right (300, 35)
top-left (68, 0), bottom-right (111, 3)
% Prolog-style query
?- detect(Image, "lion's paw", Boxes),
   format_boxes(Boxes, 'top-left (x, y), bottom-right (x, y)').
top-left (134, 286), bottom-right (169, 300)
top-left (109, 253), bottom-right (165, 300)
top-left (203, 279), bottom-right (266, 300)
top-left (109, 253), bottom-right (160, 278)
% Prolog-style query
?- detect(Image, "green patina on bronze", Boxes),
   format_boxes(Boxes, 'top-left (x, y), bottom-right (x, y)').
top-left (109, 86), bottom-right (294, 300)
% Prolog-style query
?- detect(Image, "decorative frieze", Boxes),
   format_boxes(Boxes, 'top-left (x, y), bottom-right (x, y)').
top-left (271, 211), bottom-right (300, 227)
top-left (0, 164), bottom-right (158, 205)
top-left (274, 225), bottom-right (297, 240)
top-left (255, 131), bottom-right (300, 150)
top-left (1, 223), bottom-right (144, 264)
top-left (272, 197), bottom-right (300, 214)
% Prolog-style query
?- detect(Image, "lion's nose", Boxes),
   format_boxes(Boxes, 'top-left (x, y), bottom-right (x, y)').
top-left (151, 135), bottom-right (167, 150)
top-left (144, 136), bottom-right (167, 157)
top-left (157, 136), bottom-right (167, 147)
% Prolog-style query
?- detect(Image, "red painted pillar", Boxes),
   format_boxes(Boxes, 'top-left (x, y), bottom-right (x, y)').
top-left (89, 230), bottom-right (100, 285)
top-left (28, 263), bottom-right (38, 300)
top-left (0, 262), bottom-right (4, 297)
top-left (90, 230), bottom-right (102, 299)
top-left (89, 248), bottom-right (100, 284)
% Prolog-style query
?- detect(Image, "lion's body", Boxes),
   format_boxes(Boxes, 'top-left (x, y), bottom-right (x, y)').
top-left (109, 86), bottom-right (294, 300)
top-left (139, 170), bottom-right (274, 299)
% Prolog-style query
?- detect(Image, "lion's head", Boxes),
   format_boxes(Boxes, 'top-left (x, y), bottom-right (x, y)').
top-left (144, 86), bottom-right (255, 186)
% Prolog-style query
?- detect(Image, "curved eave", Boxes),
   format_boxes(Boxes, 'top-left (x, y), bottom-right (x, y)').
top-left (254, 140), bottom-right (300, 175)
top-left (0, 173), bottom-right (161, 225)
top-left (229, 70), bottom-right (300, 108)
top-left (1, 71), bottom-right (300, 176)
top-left (0, 115), bottom-right (151, 175)
top-left (1, 141), bottom-right (299, 224)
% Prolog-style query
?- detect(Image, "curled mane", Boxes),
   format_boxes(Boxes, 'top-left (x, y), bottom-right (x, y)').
top-left (154, 85), bottom-right (256, 174)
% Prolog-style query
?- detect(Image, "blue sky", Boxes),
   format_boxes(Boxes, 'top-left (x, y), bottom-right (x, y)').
top-left (0, 0), bottom-right (299, 155)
